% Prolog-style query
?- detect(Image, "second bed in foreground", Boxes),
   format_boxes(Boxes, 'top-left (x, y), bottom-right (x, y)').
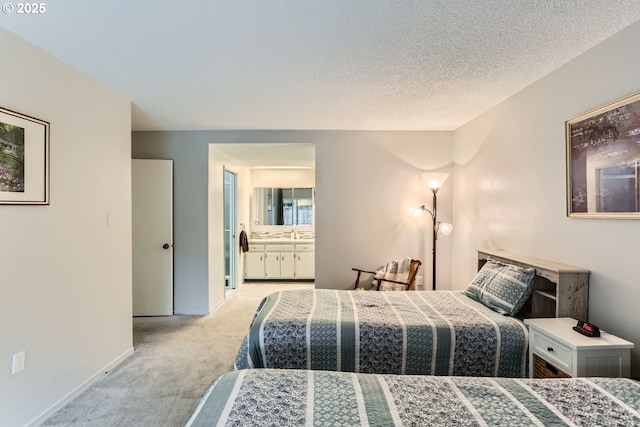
top-left (187, 369), bottom-right (640, 427)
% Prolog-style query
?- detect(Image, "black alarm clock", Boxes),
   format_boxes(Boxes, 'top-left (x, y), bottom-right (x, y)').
top-left (573, 320), bottom-right (600, 337)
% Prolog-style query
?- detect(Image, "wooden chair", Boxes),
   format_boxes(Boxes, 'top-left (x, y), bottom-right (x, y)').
top-left (352, 259), bottom-right (422, 291)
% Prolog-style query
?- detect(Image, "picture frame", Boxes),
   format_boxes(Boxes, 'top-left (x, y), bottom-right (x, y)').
top-left (0, 107), bottom-right (49, 205)
top-left (566, 91), bottom-right (640, 218)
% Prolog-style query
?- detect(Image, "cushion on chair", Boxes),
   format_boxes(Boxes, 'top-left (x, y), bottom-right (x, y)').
top-left (463, 256), bottom-right (535, 316)
top-left (376, 257), bottom-right (412, 290)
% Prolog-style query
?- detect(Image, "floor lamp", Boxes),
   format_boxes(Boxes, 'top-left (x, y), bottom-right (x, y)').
top-left (418, 172), bottom-right (453, 290)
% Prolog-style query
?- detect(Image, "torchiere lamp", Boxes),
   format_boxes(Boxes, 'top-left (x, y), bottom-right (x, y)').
top-left (417, 172), bottom-right (453, 290)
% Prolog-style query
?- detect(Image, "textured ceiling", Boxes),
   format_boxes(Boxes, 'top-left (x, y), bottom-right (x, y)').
top-left (3, 1), bottom-right (640, 131)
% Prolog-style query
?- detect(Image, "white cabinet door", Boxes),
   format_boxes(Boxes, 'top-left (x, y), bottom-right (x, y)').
top-left (296, 252), bottom-right (315, 279)
top-left (280, 252), bottom-right (296, 279)
top-left (245, 252), bottom-right (265, 279)
top-left (265, 252), bottom-right (281, 279)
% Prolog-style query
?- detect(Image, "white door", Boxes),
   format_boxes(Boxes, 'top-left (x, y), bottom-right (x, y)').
top-left (132, 159), bottom-right (173, 316)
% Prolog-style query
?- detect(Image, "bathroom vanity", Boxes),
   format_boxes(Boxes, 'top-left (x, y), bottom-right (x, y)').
top-left (244, 238), bottom-right (315, 280)
top-left (245, 185), bottom-right (315, 280)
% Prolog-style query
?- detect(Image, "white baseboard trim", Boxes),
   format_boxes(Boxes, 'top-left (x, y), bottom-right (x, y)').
top-left (208, 299), bottom-right (224, 315)
top-left (26, 347), bottom-right (135, 427)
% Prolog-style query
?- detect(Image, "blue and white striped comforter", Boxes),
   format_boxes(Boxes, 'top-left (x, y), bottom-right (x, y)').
top-left (233, 289), bottom-right (529, 377)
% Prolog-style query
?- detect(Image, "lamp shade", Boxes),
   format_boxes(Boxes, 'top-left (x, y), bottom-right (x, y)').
top-left (439, 222), bottom-right (453, 235)
top-left (411, 206), bottom-right (425, 218)
top-left (422, 172), bottom-right (449, 190)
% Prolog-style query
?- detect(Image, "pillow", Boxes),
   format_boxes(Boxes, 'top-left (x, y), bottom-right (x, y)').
top-left (463, 256), bottom-right (535, 316)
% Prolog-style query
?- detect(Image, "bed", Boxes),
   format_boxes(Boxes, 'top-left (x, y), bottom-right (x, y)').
top-left (187, 369), bottom-right (640, 427)
top-left (233, 250), bottom-right (590, 377)
top-left (234, 289), bottom-right (529, 376)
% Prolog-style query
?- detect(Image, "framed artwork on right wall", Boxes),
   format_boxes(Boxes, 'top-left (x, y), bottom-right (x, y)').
top-left (566, 91), bottom-right (640, 218)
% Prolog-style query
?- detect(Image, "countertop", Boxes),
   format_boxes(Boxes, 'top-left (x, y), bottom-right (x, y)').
top-left (248, 238), bottom-right (315, 244)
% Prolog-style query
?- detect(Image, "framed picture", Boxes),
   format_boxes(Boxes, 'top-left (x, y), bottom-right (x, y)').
top-left (0, 107), bottom-right (49, 205)
top-left (566, 91), bottom-right (640, 218)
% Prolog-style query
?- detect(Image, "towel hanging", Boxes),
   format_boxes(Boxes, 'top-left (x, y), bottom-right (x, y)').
top-left (239, 229), bottom-right (249, 253)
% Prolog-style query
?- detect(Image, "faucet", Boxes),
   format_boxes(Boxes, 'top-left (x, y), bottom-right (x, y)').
top-left (291, 229), bottom-right (296, 239)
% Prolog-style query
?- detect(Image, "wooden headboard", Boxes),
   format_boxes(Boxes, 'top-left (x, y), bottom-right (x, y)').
top-left (477, 249), bottom-right (590, 320)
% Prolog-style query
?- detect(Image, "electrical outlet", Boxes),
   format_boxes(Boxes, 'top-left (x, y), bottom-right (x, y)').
top-left (12, 351), bottom-right (25, 375)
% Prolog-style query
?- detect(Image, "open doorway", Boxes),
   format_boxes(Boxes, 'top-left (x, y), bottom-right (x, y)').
top-left (208, 143), bottom-right (315, 307)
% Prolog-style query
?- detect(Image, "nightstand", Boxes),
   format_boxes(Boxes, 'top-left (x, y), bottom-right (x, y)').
top-left (524, 317), bottom-right (634, 378)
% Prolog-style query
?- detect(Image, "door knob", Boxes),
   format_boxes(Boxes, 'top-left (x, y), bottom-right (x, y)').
top-left (162, 243), bottom-right (171, 249)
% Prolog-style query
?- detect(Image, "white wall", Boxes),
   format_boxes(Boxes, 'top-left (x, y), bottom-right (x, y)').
top-left (452, 21), bottom-right (640, 377)
top-left (250, 169), bottom-right (315, 188)
top-left (208, 145), bottom-right (226, 311)
top-left (315, 131), bottom-right (453, 290)
top-left (207, 145), bottom-right (252, 310)
top-left (0, 29), bottom-right (132, 426)
top-left (236, 166), bottom-right (252, 284)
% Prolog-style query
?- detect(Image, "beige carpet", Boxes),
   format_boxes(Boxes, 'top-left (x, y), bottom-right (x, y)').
top-left (42, 282), bottom-right (314, 427)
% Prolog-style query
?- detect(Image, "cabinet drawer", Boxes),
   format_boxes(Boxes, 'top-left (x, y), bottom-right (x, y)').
top-left (267, 244), bottom-right (295, 252)
top-left (248, 244), bottom-right (265, 252)
top-left (295, 244), bottom-right (314, 252)
top-left (533, 333), bottom-right (572, 373)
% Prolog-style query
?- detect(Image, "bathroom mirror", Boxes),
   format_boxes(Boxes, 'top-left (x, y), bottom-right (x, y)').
top-left (254, 187), bottom-right (313, 225)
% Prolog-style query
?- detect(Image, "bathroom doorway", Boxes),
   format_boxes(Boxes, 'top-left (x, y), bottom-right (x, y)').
top-left (224, 168), bottom-right (238, 290)
top-left (209, 143), bottom-right (316, 308)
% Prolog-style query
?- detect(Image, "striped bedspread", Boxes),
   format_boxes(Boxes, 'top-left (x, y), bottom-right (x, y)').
top-left (187, 369), bottom-right (640, 427)
top-left (233, 289), bottom-right (529, 377)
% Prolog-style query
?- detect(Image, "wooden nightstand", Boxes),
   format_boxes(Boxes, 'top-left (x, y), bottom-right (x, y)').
top-left (524, 317), bottom-right (634, 378)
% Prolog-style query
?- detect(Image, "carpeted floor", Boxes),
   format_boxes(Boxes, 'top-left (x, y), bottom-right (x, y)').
top-left (41, 282), bottom-right (314, 427)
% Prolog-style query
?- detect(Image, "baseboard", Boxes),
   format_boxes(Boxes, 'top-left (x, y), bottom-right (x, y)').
top-left (26, 347), bottom-right (135, 427)
top-left (209, 299), bottom-right (224, 315)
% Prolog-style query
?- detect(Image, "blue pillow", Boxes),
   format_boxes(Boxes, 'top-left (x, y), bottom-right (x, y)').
top-left (463, 256), bottom-right (535, 316)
